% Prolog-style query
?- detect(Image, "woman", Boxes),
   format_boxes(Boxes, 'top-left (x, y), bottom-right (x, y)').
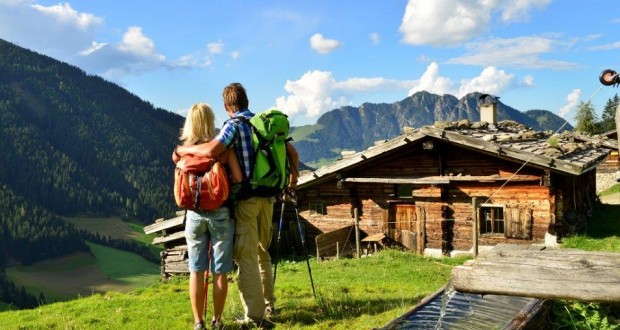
top-left (173, 103), bottom-right (242, 330)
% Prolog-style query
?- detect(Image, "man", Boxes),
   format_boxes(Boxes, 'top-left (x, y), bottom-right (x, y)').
top-left (174, 82), bottom-right (299, 328)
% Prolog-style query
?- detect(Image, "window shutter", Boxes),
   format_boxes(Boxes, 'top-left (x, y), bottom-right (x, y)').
top-left (505, 207), bottom-right (533, 239)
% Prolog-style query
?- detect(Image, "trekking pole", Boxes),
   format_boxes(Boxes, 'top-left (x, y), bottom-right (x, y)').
top-left (203, 242), bottom-right (212, 320)
top-left (272, 200), bottom-right (286, 286)
top-left (289, 191), bottom-right (317, 300)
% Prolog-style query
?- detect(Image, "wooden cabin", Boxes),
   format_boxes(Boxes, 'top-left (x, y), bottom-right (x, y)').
top-left (294, 101), bottom-right (610, 257)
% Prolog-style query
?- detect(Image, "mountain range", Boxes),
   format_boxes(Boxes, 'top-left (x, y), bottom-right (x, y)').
top-left (290, 92), bottom-right (573, 168)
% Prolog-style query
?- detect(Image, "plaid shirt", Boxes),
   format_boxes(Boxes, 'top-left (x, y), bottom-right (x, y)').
top-left (215, 109), bottom-right (255, 179)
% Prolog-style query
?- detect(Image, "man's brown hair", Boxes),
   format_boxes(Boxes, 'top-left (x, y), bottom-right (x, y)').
top-left (223, 82), bottom-right (249, 112)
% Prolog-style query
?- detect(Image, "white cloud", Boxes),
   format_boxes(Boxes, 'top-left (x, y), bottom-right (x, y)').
top-left (31, 2), bottom-right (102, 29)
top-left (276, 71), bottom-right (347, 117)
top-left (589, 41), bottom-right (620, 51)
top-left (309, 33), bottom-right (341, 54)
top-left (399, 0), bottom-right (551, 46)
top-left (407, 62), bottom-right (455, 96)
top-left (0, 1), bottom-right (102, 57)
top-left (276, 63), bottom-right (528, 122)
top-left (369, 32), bottom-right (380, 45)
top-left (558, 89), bottom-right (581, 118)
top-left (399, 0), bottom-right (490, 46)
top-left (501, 0), bottom-right (552, 23)
top-left (457, 67), bottom-right (516, 97)
top-left (231, 51), bottom-right (240, 59)
top-left (448, 37), bottom-right (578, 69)
top-left (118, 26), bottom-right (162, 59)
top-left (74, 26), bottom-right (167, 79)
top-left (207, 42), bottom-right (224, 54)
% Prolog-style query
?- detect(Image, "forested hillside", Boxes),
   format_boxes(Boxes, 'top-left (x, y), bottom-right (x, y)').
top-left (0, 39), bottom-right (183, 221)
top-left (0, 39), bottom-right (183, 308)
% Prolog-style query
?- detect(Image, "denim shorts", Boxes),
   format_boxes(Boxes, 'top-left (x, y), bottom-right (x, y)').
top-left (184, 207), bottom-right (234, 274)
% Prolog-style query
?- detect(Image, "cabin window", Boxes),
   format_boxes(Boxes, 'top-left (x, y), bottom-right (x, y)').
top-left (396, 184), bottom-right (413, 198)
top-left (479, 205), bottom-right (505, 235)
top-left (309, 202), bottom-right (326, 216)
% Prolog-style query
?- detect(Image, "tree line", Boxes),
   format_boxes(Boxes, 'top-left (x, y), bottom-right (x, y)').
top-left (574, 94), bottom-right (619, 135)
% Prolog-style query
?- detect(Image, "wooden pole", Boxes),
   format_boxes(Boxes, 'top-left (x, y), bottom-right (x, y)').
top-left (336, 241), bottom-right (340, 260)
top-left (472, 197), bottom-right (478, 258)
top-left (616, 103), bottom-right (620, 160)
top-left (354, 208), bottom-right (361, 258)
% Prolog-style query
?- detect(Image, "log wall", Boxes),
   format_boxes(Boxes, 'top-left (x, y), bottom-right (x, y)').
top-left (295, 139), bottom-right (600, 255)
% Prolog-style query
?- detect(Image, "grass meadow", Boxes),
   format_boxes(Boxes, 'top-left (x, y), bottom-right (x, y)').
top-left (1, 185), bottom-right (619, 329)
top-left (1, 250), bottom-right (468, 329)
top-left (6, 216), bottom-right (161, 304)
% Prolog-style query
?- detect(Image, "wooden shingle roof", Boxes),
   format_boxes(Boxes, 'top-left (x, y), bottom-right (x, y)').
top-left (298, 120), bottom-right (611, 188)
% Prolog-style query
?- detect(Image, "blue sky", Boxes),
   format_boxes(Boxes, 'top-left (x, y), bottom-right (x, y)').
top-left (1, 0), bottom-right (620, 127)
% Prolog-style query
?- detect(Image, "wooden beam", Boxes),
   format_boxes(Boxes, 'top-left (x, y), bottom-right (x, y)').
top-left (341, 175), bottom-right (540, 185)
top-left (451, 249), bottom-right (620, 303)
top-left (144, 215), bottom-right (184, 235)
top-left (343, 177), bottom-right (449, 184)
top-left (616, 102), bottom-right (620, 152)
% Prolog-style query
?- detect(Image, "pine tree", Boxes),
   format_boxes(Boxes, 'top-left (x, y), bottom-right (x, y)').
top-left (601, 94), bottom-right (619, 132)
top-left (574, 100), bottom-right (599, 135)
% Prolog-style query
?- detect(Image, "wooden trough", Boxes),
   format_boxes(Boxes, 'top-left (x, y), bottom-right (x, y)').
top-left (378, 284), bottom-right (548, 330)
top-left (451, 245), bottom-right (620, 303)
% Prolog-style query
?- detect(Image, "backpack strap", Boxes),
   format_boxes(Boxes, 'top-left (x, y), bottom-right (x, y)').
top-left (227, 116), bottom-right (255, 200)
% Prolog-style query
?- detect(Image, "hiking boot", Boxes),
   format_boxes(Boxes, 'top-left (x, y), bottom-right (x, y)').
top-left (235, 316), bottom-right (275, 329)
top-left (194, 321), bottom-right (206, 330)
top-left (264, 305), bottom-right (277, 318)
top-left (210, 318), bottom-right (223, 330)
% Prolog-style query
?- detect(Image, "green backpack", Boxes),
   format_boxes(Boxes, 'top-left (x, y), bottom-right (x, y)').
top-left (235, 108), bottom-right (291, 198)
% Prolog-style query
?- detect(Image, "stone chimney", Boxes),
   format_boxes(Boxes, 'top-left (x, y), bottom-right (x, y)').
top-left (478, 94), bottom-right (498, 128)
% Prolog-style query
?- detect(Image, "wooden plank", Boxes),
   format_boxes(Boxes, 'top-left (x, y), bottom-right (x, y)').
top-left (451, 249), bottom-right (620, 302)
top-left (144, 215), bottom-right (184, 234)
top-left (362, 233), bottom-right (385, 242)
top-left (152, 231), bottom-right (185, 245)
top-left (315, 225), bottom-right (354, 257)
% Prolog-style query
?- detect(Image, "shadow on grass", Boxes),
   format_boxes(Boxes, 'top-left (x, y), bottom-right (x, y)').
top-left (271, 294), bottom-right (428, 327)
top-left (587, 203), bottom-right (620, 238)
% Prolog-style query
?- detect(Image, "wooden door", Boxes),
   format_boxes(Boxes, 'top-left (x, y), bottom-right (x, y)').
top-left (395, 204), bottom-right (416, 231)
top-left (390, 204), bottom-right (422, 253)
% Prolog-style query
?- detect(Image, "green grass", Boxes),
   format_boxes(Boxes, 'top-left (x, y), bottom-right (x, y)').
top-left (562, 194), bottom-right (620, 252)
top-left (6, 243), bottom-right (160, 304)
top-left (0, 250), bottom-right (469, 329)
top-left (66, 215), bottom-right (162, 260)
top-left (599, 183), bottom-right (620, 197)
top-left (4, 186), bottom-right (620, 329)
top-left (289, 124), bottom-right (323, 143)
top-left (0, 301), bottom-right (16, 312)
top-left (86, 242), bottom-right (160, 286)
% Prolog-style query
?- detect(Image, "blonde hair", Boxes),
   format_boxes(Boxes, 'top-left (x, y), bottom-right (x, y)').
top-left (179, 103), bottom-right (216, 144)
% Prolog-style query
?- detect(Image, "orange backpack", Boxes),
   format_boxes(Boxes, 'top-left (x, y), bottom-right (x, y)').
top-left (174, 155), bottom-right (230, 211)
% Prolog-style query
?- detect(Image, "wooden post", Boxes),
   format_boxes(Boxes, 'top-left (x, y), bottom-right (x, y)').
top-left (616, 103), bottom-right (620, 158)
top-left (336, 241), bottom-right (340, 260)
top-left (472, 197), bottom-right (478, 258)
top-left (354, 208), bottom-right (361, 258)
